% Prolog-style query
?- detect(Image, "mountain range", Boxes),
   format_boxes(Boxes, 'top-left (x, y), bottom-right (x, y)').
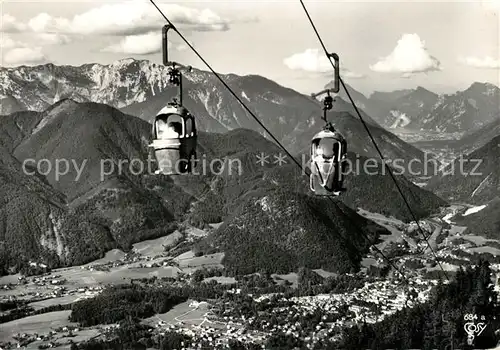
top-left (332, 81), bottom-right (500, 133)
top-left (0, 99), bottom-right (446, 274)
top-left (1, 58), bottom-right (499, 274)
top-left (0, 59), bottom-right (449, 175)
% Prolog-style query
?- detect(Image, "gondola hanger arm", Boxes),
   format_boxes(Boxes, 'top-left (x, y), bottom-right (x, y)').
top-left (162, 24), bottom-right (192, 72)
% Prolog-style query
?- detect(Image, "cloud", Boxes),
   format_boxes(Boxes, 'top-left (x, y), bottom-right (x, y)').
top-left (22, 2), bottom-right (230, 36)
top-left (458, 56), bottom-right (500, 69)
top-left (1, 14), bottom-right (72, 47)
top-left (101, 31), bottom-right (171, 55)
top-left (284, 48), bottom-right (332, 73)
top-left (0, 34), bottom-right (24, 49)
top-left (27, 13), bottom-right (70, 33)
top-left (369, 34), bottom-right (441, 74)
top-left (0, 14), bottom-right (27, 32)
top-left (0, 34), bottom-right (47, 66)
top-left (283, 48), bottom-right (365, 78)
top-left (36, 33), bottom-right (72, 45)
top-left (3, 47), bottom-right (47, 66)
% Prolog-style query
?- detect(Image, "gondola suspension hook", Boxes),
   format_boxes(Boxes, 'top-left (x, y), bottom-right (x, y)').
top-left (163, 24), bottom-right (192, 106)
top-left (309, 52), bottom-right (340, 126)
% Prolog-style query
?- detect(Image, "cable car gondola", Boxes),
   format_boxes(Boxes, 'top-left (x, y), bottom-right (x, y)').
top-left (308, 53), bottom-right (348, 196)
top-left (150, 24), bottom-right (197, 175)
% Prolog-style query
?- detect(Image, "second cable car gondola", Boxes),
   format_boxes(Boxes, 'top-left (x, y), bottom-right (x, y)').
top-left (149, 24), bottom-right (197, 175)
top-left (151, 103), bottom-right (197, 174)
top-left (308, 52), bottom-right (348, 196)
top-left (310, 122), bottom-right (347, 195)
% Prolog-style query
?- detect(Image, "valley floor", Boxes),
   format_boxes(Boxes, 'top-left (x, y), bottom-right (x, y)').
top-left (1, 208), bottom-right (500, 349)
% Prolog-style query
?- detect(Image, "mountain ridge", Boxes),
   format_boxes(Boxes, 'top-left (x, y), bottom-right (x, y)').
top-left (427, 135), bottom-right (500, 204)
top-left (328, 80), bottom-right (499, 134)
top-left (1, 59), bottom-right (437, 177)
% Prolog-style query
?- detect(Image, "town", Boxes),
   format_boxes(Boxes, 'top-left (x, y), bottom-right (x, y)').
top-left (1, 206), bottom-right (500, 349)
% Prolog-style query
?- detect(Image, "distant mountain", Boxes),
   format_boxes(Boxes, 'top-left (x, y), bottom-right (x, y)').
top-left (0, 100), bottom-right (447, 274)
top-left (416, 82), bottom-right (500, 133)
top-left (427, 135), bottom-right (500, 204)
top-left (370, 89), bottom-right (415, 104)
top-left (381, 87), bottom-right (439, 129)
top-left (328, 82), bottom-right (500, 134)
top-left (1, 60), bottom-right (427, 165)
top-left (0, 59), bottom-right (376, 138)
top-left (325, 81), bottom-right (389, 125)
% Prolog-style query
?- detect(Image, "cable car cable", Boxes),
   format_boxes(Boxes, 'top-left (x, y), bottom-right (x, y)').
top-left (148, 0), bottom-right (409, 284)
top-left (298, 0), bottom-right (449, 281)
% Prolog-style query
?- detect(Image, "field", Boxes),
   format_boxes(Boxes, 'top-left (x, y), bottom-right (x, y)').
top-left (29, 295), bottom-right (84, 311)
top-left (469, 246), bottom-right (500, 256)
top-left (0, 311), bottom-right (75, 342)
top-left (0, 227), bottom-right (231, 346)
top-left (142, 299), bottom-right (228, 330)
top-left (132, 231), bottom-right (183, 258)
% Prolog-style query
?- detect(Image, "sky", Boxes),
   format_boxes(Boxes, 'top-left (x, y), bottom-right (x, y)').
top-left (1, 0), bottom-right (499, 96)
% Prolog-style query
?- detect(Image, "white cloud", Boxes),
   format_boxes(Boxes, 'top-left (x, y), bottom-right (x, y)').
top-left (369, 34), bottom-right (441, 74)
top-left (284, 48), bottom-right (332, 73)
top-left (102, 31), bottom-right (170, 55)
top-left (36, 33), bottom-right (72, 45)
top-left (458, 56), bottom-right (500, 69)
top-left (0, 34), bottom-right (46, 66)
top-left (283, 48), bottom-right (365, 78)
top-left (23, 2), bottom-right (230, 36)
top-left (0, 34), bottom-right (24, 49)
top-left (3, 47), bottom-right (47, 66)
top-left (28, 13), bottom-right (70, 33)
top-left (0, 14), bottom-right (27, 32)
top-left (1, 14), bottom-right (72, 46)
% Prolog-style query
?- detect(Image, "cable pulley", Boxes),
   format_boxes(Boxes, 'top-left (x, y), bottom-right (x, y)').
top-left (323, 94), bottom-right (333, 110)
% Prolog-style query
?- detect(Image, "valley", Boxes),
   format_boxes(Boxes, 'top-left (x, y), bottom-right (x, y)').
top-left (0, 58), bottom-right (499, 349)
top-left (1, 203), bottom-right (499, 349)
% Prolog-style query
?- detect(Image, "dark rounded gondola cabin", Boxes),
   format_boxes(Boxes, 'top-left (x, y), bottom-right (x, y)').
top-left (149, 104), bottom-right (197, 175)
top-left (309, 129), bottom-right (347, 195)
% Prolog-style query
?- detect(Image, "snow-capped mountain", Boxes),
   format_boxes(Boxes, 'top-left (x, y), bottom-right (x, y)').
top-left (0, 58), bottom-right (200, 112)
top-left (1, 58), bottom-right (422, 162)
top-left (1, 58), bottom-right (375, 137)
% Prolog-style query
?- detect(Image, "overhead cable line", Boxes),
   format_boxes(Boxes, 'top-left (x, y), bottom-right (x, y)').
top-left (298, 0), bottom-right (449, 281)
top-left (148, 0), bottom-right (409, 283)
